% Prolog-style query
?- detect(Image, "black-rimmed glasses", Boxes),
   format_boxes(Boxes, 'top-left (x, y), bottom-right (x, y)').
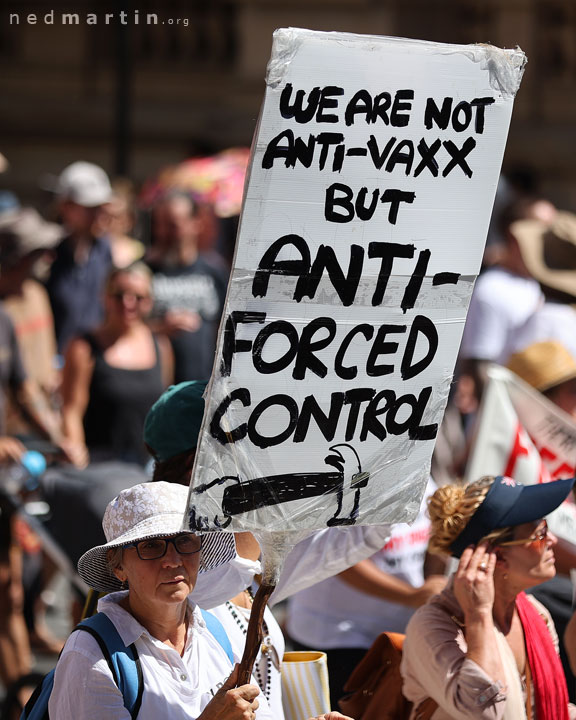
top-left (125, 534), bottom-right (203, 560)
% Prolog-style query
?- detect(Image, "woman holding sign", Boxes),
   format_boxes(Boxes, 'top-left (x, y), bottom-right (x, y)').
top-left (46, 479), bottom-right (355, 720)
top-left (401, 475), bottom-right (576, 719)
top-left (48, 481), bottom-right (271, 719)
top-left (48, 482), bottom-right (356, 720)
top-left (144, 380), bottom-right (391, 719)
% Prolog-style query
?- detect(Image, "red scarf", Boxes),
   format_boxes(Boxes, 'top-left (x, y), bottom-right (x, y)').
top-left (516, 591), bottom-right (569, 720)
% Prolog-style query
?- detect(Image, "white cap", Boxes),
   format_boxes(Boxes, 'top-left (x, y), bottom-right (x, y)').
top-left (57, 161), bottom-right (112, 207)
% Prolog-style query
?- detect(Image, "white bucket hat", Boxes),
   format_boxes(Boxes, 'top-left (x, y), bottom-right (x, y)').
top-left (78, 481), bottom-right (236, 592)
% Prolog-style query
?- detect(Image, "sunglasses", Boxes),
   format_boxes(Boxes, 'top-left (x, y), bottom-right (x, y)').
top-left (110, 291), bottom-right (149, 303)
top-left (498, 522), bottom-right (549, 552)
top-left (125, 534), bottom-right (203, 560)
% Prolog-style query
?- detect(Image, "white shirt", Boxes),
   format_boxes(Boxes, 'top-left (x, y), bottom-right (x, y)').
top-left (460, 268), bottom-right (542, 364)
top-left (211, 602), bottom-right (285, 720)
top-left (269, 523), bottom-right (392, 605)
top-left (509, 301), bottom-right (576, 359)
top-left (205, 524), bottom-right (392, 720)
top-left (193, 555), bottom-right (261, 609)
top-left (192, 524), bottom-right (392, 610)
top-left (49, 592), bottom-right (271, 720)
top-left (286, 481), bottom-right (434, 648)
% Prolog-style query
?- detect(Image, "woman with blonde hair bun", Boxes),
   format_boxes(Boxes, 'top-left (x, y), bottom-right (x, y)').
top-left (426, 477), bottom-right (511, 557)
top-left (401, 475), bottom-right (576, 719)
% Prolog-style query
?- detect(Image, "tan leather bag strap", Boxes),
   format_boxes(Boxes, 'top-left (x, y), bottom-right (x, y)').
top-left (414, 696), bottom-right (438, 720)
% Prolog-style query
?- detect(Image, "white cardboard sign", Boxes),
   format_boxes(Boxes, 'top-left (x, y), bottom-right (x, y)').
top-left (186, 28), bottom-right (526, 533)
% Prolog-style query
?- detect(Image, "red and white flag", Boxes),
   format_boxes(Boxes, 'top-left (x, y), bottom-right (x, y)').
top-left (466, 365), bottom-right (576, 542)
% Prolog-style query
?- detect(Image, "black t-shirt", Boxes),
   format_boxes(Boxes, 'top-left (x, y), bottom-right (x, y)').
top-left (82, 334), bottom-right (165, 466)
top-left (149, 255), bottom-right (228, 382)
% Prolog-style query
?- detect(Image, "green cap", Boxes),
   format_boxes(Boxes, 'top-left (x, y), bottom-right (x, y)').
top-left (144, 381), bottom-right (208, 462)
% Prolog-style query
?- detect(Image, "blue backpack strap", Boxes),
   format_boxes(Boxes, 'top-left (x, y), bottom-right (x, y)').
top-left (77, 614), bottom-right (143, 719)
top-left (201, 609), bottom-right (234, 664)
top-left (20, 670), bottom-right (55, 719)
top-left (20, 614), bottom-right (143, 720)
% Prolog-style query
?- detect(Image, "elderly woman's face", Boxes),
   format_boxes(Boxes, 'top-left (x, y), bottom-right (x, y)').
top-left (115, 535), bottom-right (201, 607)
top-left (500, 520), bottom-right (558, 586)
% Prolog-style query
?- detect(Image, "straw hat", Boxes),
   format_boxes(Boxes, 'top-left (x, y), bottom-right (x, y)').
top-left (512, 211), bottom-right (576, 298)
top-left (77, 481), bottom-right (235, 592)
top-left (507, 340), bottom-right (576, 392)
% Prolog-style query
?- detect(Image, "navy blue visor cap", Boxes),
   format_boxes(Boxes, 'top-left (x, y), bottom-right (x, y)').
top-left (449, 475), bottom-right (575, 558)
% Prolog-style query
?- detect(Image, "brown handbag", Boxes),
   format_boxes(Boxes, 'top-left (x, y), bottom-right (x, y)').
top-left (338, 632), bottom-right (438, 720)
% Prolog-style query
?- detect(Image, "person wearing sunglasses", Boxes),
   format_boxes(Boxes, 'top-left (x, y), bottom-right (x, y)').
top-left (401, 474), bottom-right (576, 720)
top-left (506, 340), bottom-right (576, 699)
top-left (60, 262), bottom-right (173, 467)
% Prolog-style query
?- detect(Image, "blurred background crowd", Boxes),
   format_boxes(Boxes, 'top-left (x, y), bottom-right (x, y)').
top-left (2, 0), bottom-right (576, 716)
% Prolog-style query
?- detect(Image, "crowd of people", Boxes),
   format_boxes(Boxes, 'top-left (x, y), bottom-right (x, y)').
top-left (1, 157), bottom-right (576, 718)
top-left (0, 160), bottom-right (235, 710)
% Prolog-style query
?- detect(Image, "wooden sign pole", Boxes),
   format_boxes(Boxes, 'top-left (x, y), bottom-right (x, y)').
top-left (237, 582), bottom-right (276, 685)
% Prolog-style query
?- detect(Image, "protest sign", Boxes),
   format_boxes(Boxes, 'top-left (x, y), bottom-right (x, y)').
top-left (466, 365), bottom-right (576, 542)
top-left (186, 28), bottom-right (526, 534)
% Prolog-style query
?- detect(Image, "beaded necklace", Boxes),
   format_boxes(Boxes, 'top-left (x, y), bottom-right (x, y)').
top-left (224, 594), bottom-right (280, 701)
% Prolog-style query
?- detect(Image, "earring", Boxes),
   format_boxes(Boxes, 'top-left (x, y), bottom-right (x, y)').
top-left (503, 572), bottom-right (508, 580)
top-left (121, 579), bottom-right (128, 590)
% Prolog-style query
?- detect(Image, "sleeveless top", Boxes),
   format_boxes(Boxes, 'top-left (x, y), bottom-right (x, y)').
top-left (82, 333), bottom-right (164, 466)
